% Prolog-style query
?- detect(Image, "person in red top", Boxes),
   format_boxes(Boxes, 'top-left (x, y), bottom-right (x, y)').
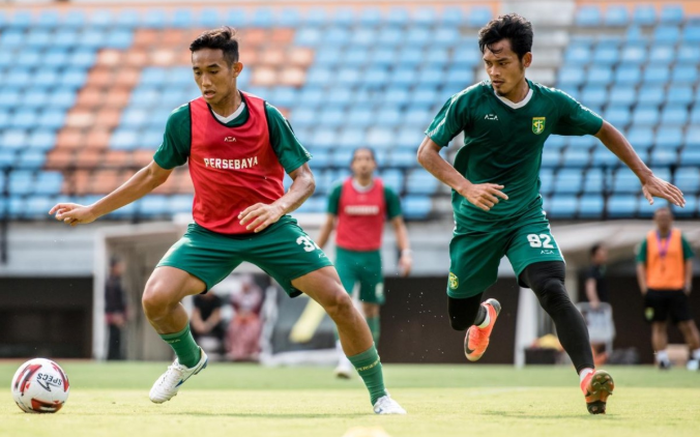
top-left (317, 148), bottom-right (412, 378)
top-left (49, 27), bottom-right (405, 415)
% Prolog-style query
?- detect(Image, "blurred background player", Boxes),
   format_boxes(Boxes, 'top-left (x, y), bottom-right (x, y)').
top-left (317, 147), bottom-right (412, 378)
top-left (581, 244), bottom-right (612, 365)
top-left (190, 290), bottom-right (226, 358)
top-left (636, 207), bottom-right (700, 370)
top-left (50, 26), bottom-right (405, 414)
top-left (105, 257), bottom-right (127, 361)
top-left (417, 13), bottom-right (685, 414)
top-left (227, 275), bottom-right (264, 362)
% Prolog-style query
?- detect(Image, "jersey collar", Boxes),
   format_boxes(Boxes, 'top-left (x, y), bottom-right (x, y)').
top-left (352, 178), bottom-right (374, 193)
top-left (491, 81), bottom-right (533, 110)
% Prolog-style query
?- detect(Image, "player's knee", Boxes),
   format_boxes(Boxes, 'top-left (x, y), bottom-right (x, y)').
top-left (325, 290), bottom-right (354, 322)
top-left (533, 276), bottom-right (571, 313)
top-left (142, 282), bottom-right (174, 320)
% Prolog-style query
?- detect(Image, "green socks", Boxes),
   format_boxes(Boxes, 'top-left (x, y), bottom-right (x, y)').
top-left (159, 324), bottom-right (201, 368)
top-left (366, 316), bottom-right (381, 345)
top-left (348, 344), bottom-right (387, 405)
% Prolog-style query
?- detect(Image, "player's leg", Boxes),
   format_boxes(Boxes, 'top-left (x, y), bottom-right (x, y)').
top-left (333, 248), bottom-right (360, 378)
top-left (670, 291), bottom-right (700, 369)
top-left (646, 290), bottom-right (672, 368)
top-left (247, 219), bottom-right (404, 413)
top-left (145, 225), bottom-right (240, 403)
top-left (293, 267), bottom-right (404, 414)
top-left (447, 231), bottom-right (504, 361)
top-left (358, 249), bottom-right (384, 345)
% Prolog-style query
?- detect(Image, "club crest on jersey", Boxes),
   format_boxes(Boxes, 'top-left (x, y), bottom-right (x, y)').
top-left (449, 272), bottom-right (459, 290)
top-left (532, 117), bottom-right (546, 135)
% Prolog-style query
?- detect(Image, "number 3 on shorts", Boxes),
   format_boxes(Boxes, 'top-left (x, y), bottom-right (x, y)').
top-left (296, 236), bottom-right (321, 252)
top-left (527, 233), bottom-right (554, 249)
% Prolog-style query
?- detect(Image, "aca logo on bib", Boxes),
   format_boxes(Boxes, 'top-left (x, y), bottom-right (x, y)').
top-left (449, 272), bottom-right (459, 290)
top-left (532, 117), bottom-right (546, 135)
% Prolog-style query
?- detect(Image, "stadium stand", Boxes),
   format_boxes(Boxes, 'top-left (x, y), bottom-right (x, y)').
top-left (0, 4), bottom-right (698, 220)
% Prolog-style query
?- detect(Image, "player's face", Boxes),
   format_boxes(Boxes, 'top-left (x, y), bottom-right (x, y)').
top-left (654, 209), bottom-right (673, 231)
top-left (191, 48), bottom-right (243, 106)
top-left (351, 149), bottom-right (377, 178)
top-left (594, 247), bottom-right (608, 264)
top-left (482, 39), bottom-right (531, 97)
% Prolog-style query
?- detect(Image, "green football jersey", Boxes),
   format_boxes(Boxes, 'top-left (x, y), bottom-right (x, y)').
top-left (425, 79), bottom-right (603, 231)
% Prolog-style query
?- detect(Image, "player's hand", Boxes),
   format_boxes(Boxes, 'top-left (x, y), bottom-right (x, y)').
top-left (641, 175), bottom-right (685, 207)
top-left (398, 252), bottom-right (412, 277)
top-left (239, 203), bottom-right (284, 233)
top-left (49, 203), bottom-right (97, 226)
top-left (459, 181), bottom-right (508, 212)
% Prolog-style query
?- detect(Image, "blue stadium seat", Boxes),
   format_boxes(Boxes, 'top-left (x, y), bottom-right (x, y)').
top-left (557, 67), bottom-right (585, 88)
top-left (377, 27), bottom-right (404, 47)
top-left (11, 109), bottom-right (38, 129)
top-left (388, 149), bottom-right (417, 168)
top-left (0, 110), bottom-right (9, 130)
top-left (648, 45), bottom-right (675, 64)
top-left (24, 196), bottom-right (56, 218)
top-left (44, 50), bottom-right (69, 68)
top-left (660, 5), bottom-right (684, 24)
top-left (659, 106), bottom-right (688, 126)
top-left (17, 150), bottom-right (46, 168)
top-left (565, 46), bottom-right (591, 64)
top-left (691, 106), bottom-right (700, 125)
top-left (319, 109), bottom-right (345, 128)
top-left (440, 7), bottom-right (464, 26)
top-left (380, 169), bottom-right (404, 194)
top-left (53, 29), bottom-right (78, 48)
top-left (555, 169), bottom-right (584, 194)
top-left (375, 108), bottom-right (402, 127)
top-left (685, 127), bottom-right (700, 148)
top-left (605, 106), bottom-right (631, 126)
top-left (116, 9), bottom-right (140, 28)
top-left (346, 107), bottom-right (373, 128)
top-left (592, 47), bottom-right (619, 64)
top-left (168, 195), bottom-right (194, 215)
top-left (2, 129), bottom-right (27, 150)
top-left (620, 45), bottom-right (647, 64)
top-left (467, 7), bottom-right (492, 27)
top-left (397, 48), bottom-right (423, 67)
top-left (579, 195), bottom-right (604, 218)
top-left (672, 195), bottom-right (698, 218)
top-left (406, 27), bottom-right (431, 47)
top-left (643, 66), bottom-right (670, 85)
top-left (290, 108), bottom-right (316, 129)
top-left (49, 89), bottom-right (77, 109)
top-left (402, 195), bottom-right (432, 220)
top-left (678, 45), bottom-right (700, 63)
top-left (110, 130), bottom-right (139, 151)
top-left (0, 90), bottom-right (20, 109)
top-left (417, 67), bottom-right (445, 88)
top-left (63, 11), bottom-right (86, 27)
top-left (539, 168), bottom-right (554, 195)
top-left (654, 26), bottom-right (680, 44)
top-left (18, 51), bottom-right (41, 68)
top-left (680, 149), bottom-right (700, 166)
top-left (671, 65), bottom-right (699, 84)
top-left (562, 148), bottom-right (591, 167)
top-left (655, 126), bottom-right (684, 148)
top-left (28, 131), bottom-right (56, 151)
top-left (649, 148), bottom-right (678, 166)
top-left (614, 65), bottom-right (641, 86)
top-left (682, 25), bottom-right (700, 43)
top-left (666, 85), bottom-right (694, 105)
top-left (541, 148), bottom-right (561, 167)
top-left (607, 194), bottom-right (638, 217)
top-left (586, 66), bottom-right (613, 86)
top-left (9, 170), bottom-right (35, 195)
top-left (60, 69), bottom-right (88, 89)
top-left (433, 28), bottom-right (460, 47)
top-left (295, 28), bottom-right (323, 47)
top-left (330, 7), bottom-right (355, 26)
top-left (576, 6), bottom-right (602, 27)
top-left (613, 168), bottom-right (641, 193)
top-left (139, 196), bottom-right (169, 217)
top-left (364, 68), bottom-right (390, 89)
top-left (631, 105), bottom-right (659, 126)
top-left (633, 5), bottom-right (657, 25)
top-left (406, 170), bottom-right (438, 195)
top-left (674, 168), bottom-right (700, 192)
top-left (580, 86), bottom-right (607, 107)
top-left (583, 168), bottom-right (606, 194)
top-left (605, 6), bottom-right (629, 26)
top-left (548, 195), bottom-right (577, 219)
top-left (309, 128), bottom-right (336, 150)
top-left (330, 149), bottom-right (353, 168)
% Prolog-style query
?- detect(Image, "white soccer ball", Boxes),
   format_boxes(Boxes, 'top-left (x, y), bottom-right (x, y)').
top-left (11, 358), bottom-right (70, 413)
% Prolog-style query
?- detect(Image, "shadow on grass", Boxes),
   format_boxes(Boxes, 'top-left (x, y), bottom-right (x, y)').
top-left (481, 410), bottom-right (620, 420)
top-left (167, 412), bottom-right (371, 419)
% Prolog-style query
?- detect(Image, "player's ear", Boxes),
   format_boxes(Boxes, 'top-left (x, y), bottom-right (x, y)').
top-left (521, 52), bottom-right (532, 68)
top-left (233, 62), bottom-right (244, 77)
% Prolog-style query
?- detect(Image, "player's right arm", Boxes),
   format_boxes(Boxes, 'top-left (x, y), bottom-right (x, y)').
top-left (50, 106), bottom-right (189, 226)
top-left (316, 214), bottom-right (336, 249)
top-left (418, 91), bottom-right (507, 211)
top-left (50, 161), bottom-right (172, 226)
top-left (584, 276), bottom-right (600, 309)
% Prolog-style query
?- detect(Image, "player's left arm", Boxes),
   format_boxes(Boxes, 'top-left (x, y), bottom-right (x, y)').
top-left (390, 216), bottom-right (412, 276)
top-left (682, 234), bottom-right (694, 294)
top-left (239, 163), bottom-right (315, 233)
top-left (594, 121), bottom-right (685, 207)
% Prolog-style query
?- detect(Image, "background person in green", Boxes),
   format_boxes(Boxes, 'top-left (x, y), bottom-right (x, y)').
top-left (417, 13), bottom-right (685, 415)
top-left (317, 147), bottom-right (412, 378)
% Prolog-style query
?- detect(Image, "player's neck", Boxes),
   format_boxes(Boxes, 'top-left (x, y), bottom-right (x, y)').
top-left (353, 176), bottom-right (373, 189)
top-left (657, 228), bottom-right (671, 238)
top-left (502, 79), bottom-right (530, 104)
top-left (210, 89), bottom-right (242, 118)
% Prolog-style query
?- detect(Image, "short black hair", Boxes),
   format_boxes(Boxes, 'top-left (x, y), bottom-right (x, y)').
top-left (590, 244), bottom-right (603, 258)
top-left (351, 147), bottom-right (376, 163)
top-left (478, 13), bottom-right (533, 60)
top-left (190, 26), bottom-right (239, 66)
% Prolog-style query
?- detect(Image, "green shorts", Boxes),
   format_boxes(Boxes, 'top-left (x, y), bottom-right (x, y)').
top-left (335, 247), bottom-right (385, 305)
top-left (447, 209), bottom-right (565, 299)
top-left (158, 216), bottom-right (333, 297)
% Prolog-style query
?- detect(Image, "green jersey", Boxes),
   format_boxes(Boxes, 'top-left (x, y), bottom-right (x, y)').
top-left (425, 80), bottom-right (603, 231)
top-left (154, 98), bottom-right (310, 173)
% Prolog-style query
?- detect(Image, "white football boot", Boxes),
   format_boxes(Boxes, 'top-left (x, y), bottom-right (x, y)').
top-left (373, 394), bottom-right (407, 415)
top-left (149, 347), bottom-right (208, 404)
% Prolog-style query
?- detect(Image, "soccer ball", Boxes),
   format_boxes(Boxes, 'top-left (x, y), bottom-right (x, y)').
top-left (11, 358), bottom-right (70, 413)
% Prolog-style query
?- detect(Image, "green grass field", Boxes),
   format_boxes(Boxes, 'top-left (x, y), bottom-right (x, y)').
top-left (1, 362), bottom-right (699, 437)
